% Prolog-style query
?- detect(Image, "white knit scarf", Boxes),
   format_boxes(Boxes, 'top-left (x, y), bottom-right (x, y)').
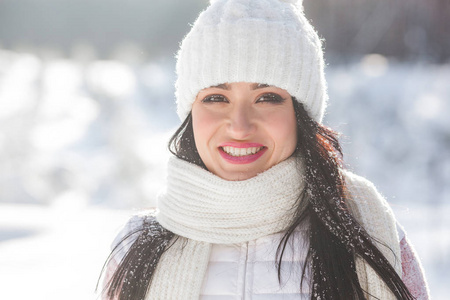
top-left (150, 156), bottom-right (400, 299)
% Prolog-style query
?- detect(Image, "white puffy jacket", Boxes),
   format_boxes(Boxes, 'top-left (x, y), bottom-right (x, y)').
top-left (108, 217), bottom-right (423, 300)
top-left (198, 224), bottom-right (431, 300)
top-left (200, 229), bottom-right (309, 299)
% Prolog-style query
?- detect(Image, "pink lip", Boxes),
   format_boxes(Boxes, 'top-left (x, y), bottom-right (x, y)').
top-left (218, 142), bottom-right (267, 164)
top-left (219, 142), bottom-right (264, 148)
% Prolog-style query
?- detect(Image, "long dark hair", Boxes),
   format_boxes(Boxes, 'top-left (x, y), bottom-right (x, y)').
top-left (99, 99), bottom-right (414, 299)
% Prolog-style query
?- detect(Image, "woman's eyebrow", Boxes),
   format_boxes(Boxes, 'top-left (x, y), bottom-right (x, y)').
top-left (251, 83), bottom-right (272, 90)
top-left (210, 83), bottom-right (230, 90)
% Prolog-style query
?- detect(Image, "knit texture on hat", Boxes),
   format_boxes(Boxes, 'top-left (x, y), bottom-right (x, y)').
top-left (175, 0), bottom-right (328, 123)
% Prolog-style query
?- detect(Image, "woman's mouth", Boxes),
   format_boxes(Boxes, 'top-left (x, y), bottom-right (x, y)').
top-left (218, 143), bottom-right (267, 164)
top-left (221, 146), bottom-right (265, 157)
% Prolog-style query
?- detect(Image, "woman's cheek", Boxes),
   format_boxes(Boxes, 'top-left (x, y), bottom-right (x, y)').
top-left (267, 111), bottom-right (297, 154)
top-left (192, 107), bottom-right (222, 150)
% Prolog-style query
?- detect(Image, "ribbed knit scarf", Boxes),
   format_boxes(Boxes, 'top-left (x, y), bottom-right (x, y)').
top-left (150, 157), bottom-right (401, 299)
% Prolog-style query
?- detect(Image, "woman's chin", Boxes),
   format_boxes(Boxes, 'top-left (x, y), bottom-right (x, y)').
top-left (212, 162), bottom-right (267, 181)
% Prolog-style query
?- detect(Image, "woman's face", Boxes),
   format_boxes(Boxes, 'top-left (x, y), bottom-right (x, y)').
top-left (192, 82), bottom-right (297, 181)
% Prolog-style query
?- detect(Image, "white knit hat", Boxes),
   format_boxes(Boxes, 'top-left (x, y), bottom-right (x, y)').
top-left (175, 0), bottom-right (328, 123)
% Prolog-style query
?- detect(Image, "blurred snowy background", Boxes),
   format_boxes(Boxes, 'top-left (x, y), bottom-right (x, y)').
top-left (0, 0), bottom-right (448, 299)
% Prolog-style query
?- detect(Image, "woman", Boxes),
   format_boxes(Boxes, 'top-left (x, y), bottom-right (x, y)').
top-left (99, 0), bottom-right (429, 299)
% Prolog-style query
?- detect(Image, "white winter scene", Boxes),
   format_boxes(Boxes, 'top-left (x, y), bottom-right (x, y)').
top-left (0, 0), bottom-right (449, 299)
top-left (0, 49), bottom-right (448, 300)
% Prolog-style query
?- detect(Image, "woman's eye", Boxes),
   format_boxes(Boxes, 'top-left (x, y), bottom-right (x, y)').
top-left (256, 93), bottom-right (285, 103)
top-left (201, 95), bottom-right (228, 103)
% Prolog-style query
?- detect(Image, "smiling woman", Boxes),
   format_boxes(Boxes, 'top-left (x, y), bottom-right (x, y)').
top-left (98, 0), bottom-right (429, 299)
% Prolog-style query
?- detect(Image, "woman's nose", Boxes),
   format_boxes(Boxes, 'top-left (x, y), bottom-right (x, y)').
top-left (227, 105), bottom-right (256, 139)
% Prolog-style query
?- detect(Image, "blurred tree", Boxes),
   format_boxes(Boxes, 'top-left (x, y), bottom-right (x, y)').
top-left (305, 0), bottom-right (450, 62)
top-left (0, 0), bottom-right (206, 59)
top-left (0, 0), bottom-right (448, 62)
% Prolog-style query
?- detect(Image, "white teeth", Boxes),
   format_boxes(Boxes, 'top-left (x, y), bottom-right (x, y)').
top-left (222, 146), bottom-right (264, 157)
